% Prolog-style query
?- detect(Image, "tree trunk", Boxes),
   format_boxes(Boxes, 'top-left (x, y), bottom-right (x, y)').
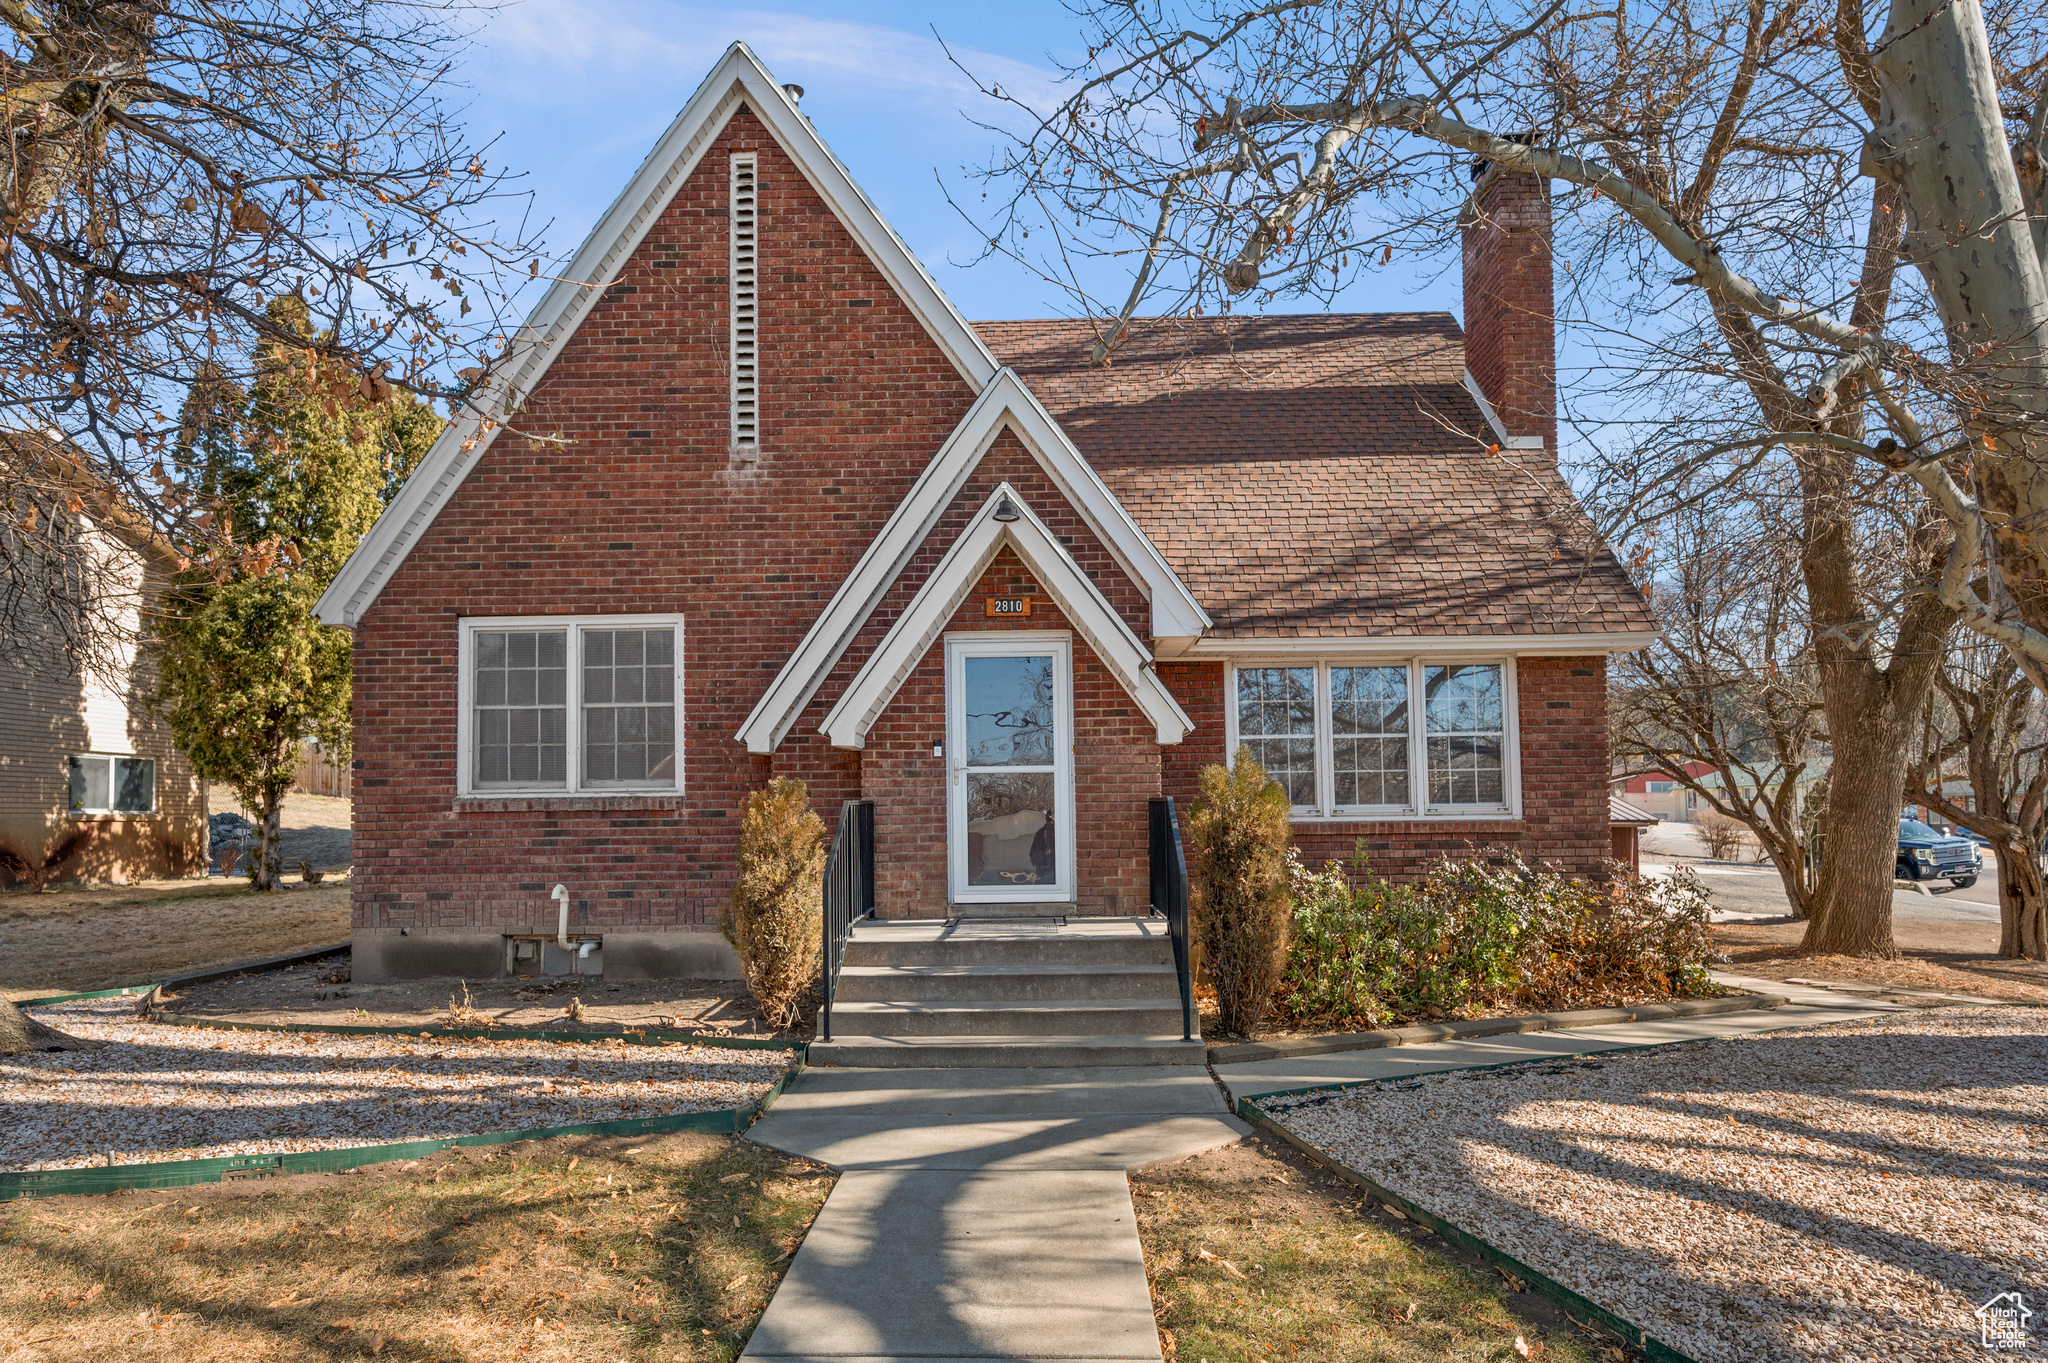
top-left (1995, 840), bottom-right (2048, 961)
top-left (0, 999), bottom-right (102, 1056)
top-left (1872, 0), bottom-right (2048, 633)
top-left (252, 784), bottom-right (286, 891)
top-left (1801, 717), bottom-right (1908, 957)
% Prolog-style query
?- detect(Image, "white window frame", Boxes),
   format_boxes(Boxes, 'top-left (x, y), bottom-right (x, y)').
top-left (456, 614), bottom-right (685, 798)
top-left (68, 753), bottom-right (157, 815)
top-left (1224, 659), bottom-right (1520, 820)
top-left (946, 631), bottom-right (1077, 905)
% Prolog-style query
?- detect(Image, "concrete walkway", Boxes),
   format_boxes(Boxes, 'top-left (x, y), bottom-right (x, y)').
top-left (740, 1066), bottom-right (1246, 1362)
top-left (1213, 976), bottom-right (1905, 1103)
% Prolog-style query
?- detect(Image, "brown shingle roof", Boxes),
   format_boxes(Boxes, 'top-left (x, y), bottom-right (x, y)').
top-left (974, 314), bottom-right (1655, 640)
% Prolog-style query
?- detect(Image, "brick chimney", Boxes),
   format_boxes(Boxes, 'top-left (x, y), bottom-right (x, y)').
top-left (1460, 163), bottom-right (1556, 454)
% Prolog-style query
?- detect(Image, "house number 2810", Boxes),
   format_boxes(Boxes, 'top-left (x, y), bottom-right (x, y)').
top-left (983, 597), bottom-right (1033, 617)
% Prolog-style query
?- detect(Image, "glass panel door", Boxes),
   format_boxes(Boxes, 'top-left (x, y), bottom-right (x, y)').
top-left (948, 635), bottom-right (1073, 903)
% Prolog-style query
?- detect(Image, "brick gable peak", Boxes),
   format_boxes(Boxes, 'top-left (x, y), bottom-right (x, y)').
top-left (735, 366), bottom-right (1211, 754)
top-left (315, 41), bottom-right (999, 632)
top-left (819, 480), bottom-right (1193, 751)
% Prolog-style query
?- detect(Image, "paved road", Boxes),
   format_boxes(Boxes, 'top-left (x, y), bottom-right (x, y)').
top-left (1641, 822), bottom-right (2008, 926)
top-left (1651, 856), bottom-right (2004, 925)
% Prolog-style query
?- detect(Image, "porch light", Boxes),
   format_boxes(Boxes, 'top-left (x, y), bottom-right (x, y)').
top-left (992, 494), bottom-right (1021, 523)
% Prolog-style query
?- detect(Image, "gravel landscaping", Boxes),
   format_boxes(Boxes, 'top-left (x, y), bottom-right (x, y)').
top-left (3, 998), bottom-right (790, 1172)
top-left (1266, 1007), bottom-right (2046, 1363)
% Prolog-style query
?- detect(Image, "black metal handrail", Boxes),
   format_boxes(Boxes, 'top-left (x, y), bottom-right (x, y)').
top-left (1149, 796), bottom-right (1194, 1042)
top-left (820, 799), bottom-right (875, 1043)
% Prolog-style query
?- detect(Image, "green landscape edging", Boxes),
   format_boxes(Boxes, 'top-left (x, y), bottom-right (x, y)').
top-left (0, 1049), bottom-right (806, 1203)
top-left (148, 1012), bottom-right (804, 1052)
top-left (1240, 1099), bottom-right (1700, 1363)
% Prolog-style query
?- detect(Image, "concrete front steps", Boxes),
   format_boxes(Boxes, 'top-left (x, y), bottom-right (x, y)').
top-left (810, 917), bottom-right (1204, 1068)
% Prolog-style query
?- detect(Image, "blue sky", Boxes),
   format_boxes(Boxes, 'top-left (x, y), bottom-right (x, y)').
top-left (458, 0), bottom-right (1463, 324)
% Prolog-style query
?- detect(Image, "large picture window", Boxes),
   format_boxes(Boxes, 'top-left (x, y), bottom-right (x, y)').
top-left (1229, 661), bottom-right (1514, 816)
top-left (459, 616), bottom-right (682, 796)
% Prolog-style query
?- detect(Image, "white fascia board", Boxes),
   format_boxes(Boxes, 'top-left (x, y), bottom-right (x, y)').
top-left (315, 42), bottom-right (999, 630)
top-left (733, 366), bottom-right (1208, 753)
top-left (1185, 631), bottom-right (1661, 659)
top-left (732, 375), bottom-right (1016, 754)
top-left (821, 484), bottom-right (1193, 750)
top-left (1461, 369), bottom-right (1546, 452)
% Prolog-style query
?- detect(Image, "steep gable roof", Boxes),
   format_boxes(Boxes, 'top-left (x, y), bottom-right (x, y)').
top-left (734, 367), bottom-right (1209, 754)
top-left (978, 314), bottom-right (1658, 644)
top-left (820, 482), bottom-right (1192, 749)
top-left (314, 42), bottom-right (1001, 630)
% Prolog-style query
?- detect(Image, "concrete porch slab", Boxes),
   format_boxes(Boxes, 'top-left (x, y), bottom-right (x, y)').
top-left (765, 1066), bottom-right (1228, 1117)
top-left (750, 1112), bottom-right (1248, 1172)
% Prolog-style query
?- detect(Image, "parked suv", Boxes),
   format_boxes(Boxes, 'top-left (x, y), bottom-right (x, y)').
top-left (1897, 819), bottom-right (1982, 888)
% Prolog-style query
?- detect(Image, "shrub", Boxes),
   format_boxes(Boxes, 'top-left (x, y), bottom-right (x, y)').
top-left (1277, 847), bottom-right (1716, 1027)
top-left (1185, 749), bottom-right (1293, 1038)
top-left (1696, 810), bottom-right (1751, 860)
top-left (722, 777), bottom-right (827, 1031)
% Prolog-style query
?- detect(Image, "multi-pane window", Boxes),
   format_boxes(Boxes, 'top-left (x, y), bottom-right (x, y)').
top-left (1424, 664), bottom-right (1506, 806)
top-left (583, 628), bottom-right (676, 785)
top-left (463, 618), bottom-right (681, 795)
top-left (1231, 662), bottom-right (1512, 815)
top-left (1235, 667), bottom-right (1316, 805)
top-left (474, 630), bottom-right (568, 786)
top-left (68, 754), bottom-right (155, 814)
top-left (1331, 666), bottom-right (1410, 806)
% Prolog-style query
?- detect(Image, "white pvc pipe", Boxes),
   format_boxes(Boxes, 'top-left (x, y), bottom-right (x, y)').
top-left (553, 884), bottom-right (570, 949)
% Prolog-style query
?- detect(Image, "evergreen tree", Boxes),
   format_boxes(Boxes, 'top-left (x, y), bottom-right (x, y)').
top-left (155, 298), bottom-right (438, 889)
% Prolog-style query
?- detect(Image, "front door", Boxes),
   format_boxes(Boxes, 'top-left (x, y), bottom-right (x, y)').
top-left (947, 633), bottom-right (1075, 905)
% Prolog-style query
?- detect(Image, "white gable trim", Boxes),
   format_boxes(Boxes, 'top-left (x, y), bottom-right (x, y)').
top-left (820, 485), bottom-right (1193, 750)
top-left (314, 42), bottom-right (1001, 629)
top-left (733, 366), bottom-right (1209, 753)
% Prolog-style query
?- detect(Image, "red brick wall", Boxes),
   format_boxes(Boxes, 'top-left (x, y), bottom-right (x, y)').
top-left (1156, 655), bottom-right (1610, 880)
top-left (860, 544), bottom-right (1160, 917)
top-left (1461, 169), bottom-right (1556, 453)
top-left (348, 104), bottom-right (982, 939)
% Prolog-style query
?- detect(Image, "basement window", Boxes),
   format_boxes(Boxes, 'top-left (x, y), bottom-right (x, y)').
top-left (69, 754), bottom-right (156, 815)
top-left (730, 152), bottom-right (759, 459)
top-left (1226, 661), bottom-right (1517, 819)
top-left (459, 615), bottom-right (683, 796)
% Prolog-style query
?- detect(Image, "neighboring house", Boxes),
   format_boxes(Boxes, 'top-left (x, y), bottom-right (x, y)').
top-left (0, 449), bottom-right (206, 886)
top-left (315, 45), bottom-right (1657, 982)
top-left (1615, 764), bottom-right (1714, 822)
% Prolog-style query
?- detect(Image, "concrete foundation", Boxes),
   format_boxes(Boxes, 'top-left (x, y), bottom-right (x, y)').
top-left (351, 929), bottom-right (742, 982)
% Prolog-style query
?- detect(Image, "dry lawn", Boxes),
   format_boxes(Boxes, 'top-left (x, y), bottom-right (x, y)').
top-left (0, 879), bottom-right (350, 999)
top-left (1134, 1132), bottom-right (1604, 1363)
top-left (0, 1130), bottom-right (831, 1363)
top-left (1713, 921), bottom-right (2048, 1005)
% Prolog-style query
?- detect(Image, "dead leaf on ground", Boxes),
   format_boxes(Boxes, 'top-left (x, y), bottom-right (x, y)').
top-left (720, 1171), bottom-right (751, 1183)
top-left (1196, 1248), bottom-right (1247, 1279)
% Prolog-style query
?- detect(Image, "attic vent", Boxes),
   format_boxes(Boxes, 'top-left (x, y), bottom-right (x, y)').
top-left (730, 153), bottom-right (759, 460)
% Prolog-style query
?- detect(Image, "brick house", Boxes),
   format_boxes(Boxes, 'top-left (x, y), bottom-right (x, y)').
top-left (316, 45), bottom-right (1656, 982)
